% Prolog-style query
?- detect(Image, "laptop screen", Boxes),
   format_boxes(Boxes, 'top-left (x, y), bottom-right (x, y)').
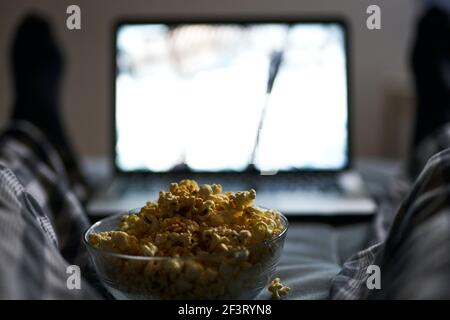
top-left (114, 21), bottom-right (349, 173)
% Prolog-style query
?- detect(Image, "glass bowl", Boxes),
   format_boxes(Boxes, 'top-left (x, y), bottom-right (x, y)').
top-left (84, 209), bottom-right (288, 300)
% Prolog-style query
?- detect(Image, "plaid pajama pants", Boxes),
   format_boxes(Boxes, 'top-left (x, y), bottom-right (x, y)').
top-left (0, 121), bottom-right (99, 299)
top-left (331, 123), bottom-right (450, 299)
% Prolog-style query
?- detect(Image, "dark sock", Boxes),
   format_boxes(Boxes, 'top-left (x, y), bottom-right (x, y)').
top-left (10, 14), bottom-right (90, 198)
top-left (411, 7), bottom-right (450, 148)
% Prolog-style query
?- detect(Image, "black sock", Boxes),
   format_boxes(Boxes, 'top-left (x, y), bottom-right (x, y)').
top-left (10, 14), bottom-right (89, 198)
top-left (411, 7), bottom-right (450, 148)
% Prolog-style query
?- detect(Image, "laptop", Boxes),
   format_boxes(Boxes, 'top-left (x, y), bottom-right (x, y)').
top-left (88, 18), bottom-right (377, 216)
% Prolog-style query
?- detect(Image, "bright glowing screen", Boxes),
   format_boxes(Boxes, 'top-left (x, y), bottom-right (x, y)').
top-left (115, 22), bottom-right (348, 172)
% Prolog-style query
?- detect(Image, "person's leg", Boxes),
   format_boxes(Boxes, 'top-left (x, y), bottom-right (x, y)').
top-left (330, 6), bottom-right (450, 299)
top-left (411, 6), bottom-right (450, 148)
top-left (367, 148), bottom-right (450, 299)
top-left (10, 14), bottom-right (89, 199)
top-left (410, 7), bottom-right (450, 165)
top-left (366, 7), bottom-right (450, 298)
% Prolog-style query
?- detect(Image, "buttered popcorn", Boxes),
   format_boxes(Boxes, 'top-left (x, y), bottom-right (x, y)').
top-left (87, 179), bottom-right (286, 299)
top-left (268, 277), bottom-right (290, 299)
top-left (89, 179), bottom-right (283, 257)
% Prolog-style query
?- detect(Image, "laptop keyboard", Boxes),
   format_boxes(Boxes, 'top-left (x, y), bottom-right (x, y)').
top-left (256, 175), bottom-right (342, 194)
top-left (109, 174), bottom-right (343, 198)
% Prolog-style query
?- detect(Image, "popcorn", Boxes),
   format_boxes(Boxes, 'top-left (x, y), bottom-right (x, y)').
top-left (88, 179), bottom-right (286, 299)
top-left (268, 277), bottom-right (290, 300)
top-left (140, 242), bottom-right (158, 256)
top-left (110, 231), bottom-right (139, 254)
top-left (238, 230), bottom-right (252, 243)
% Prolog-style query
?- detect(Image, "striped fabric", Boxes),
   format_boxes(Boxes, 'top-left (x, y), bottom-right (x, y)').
top-left (330, 124), bottom-right (450, 299)
top-left (0, 121), bottom-right (99, 299)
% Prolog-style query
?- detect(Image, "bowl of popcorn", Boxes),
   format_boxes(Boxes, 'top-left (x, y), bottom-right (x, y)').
top-left (84, 179), bottom-right (288, 300)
